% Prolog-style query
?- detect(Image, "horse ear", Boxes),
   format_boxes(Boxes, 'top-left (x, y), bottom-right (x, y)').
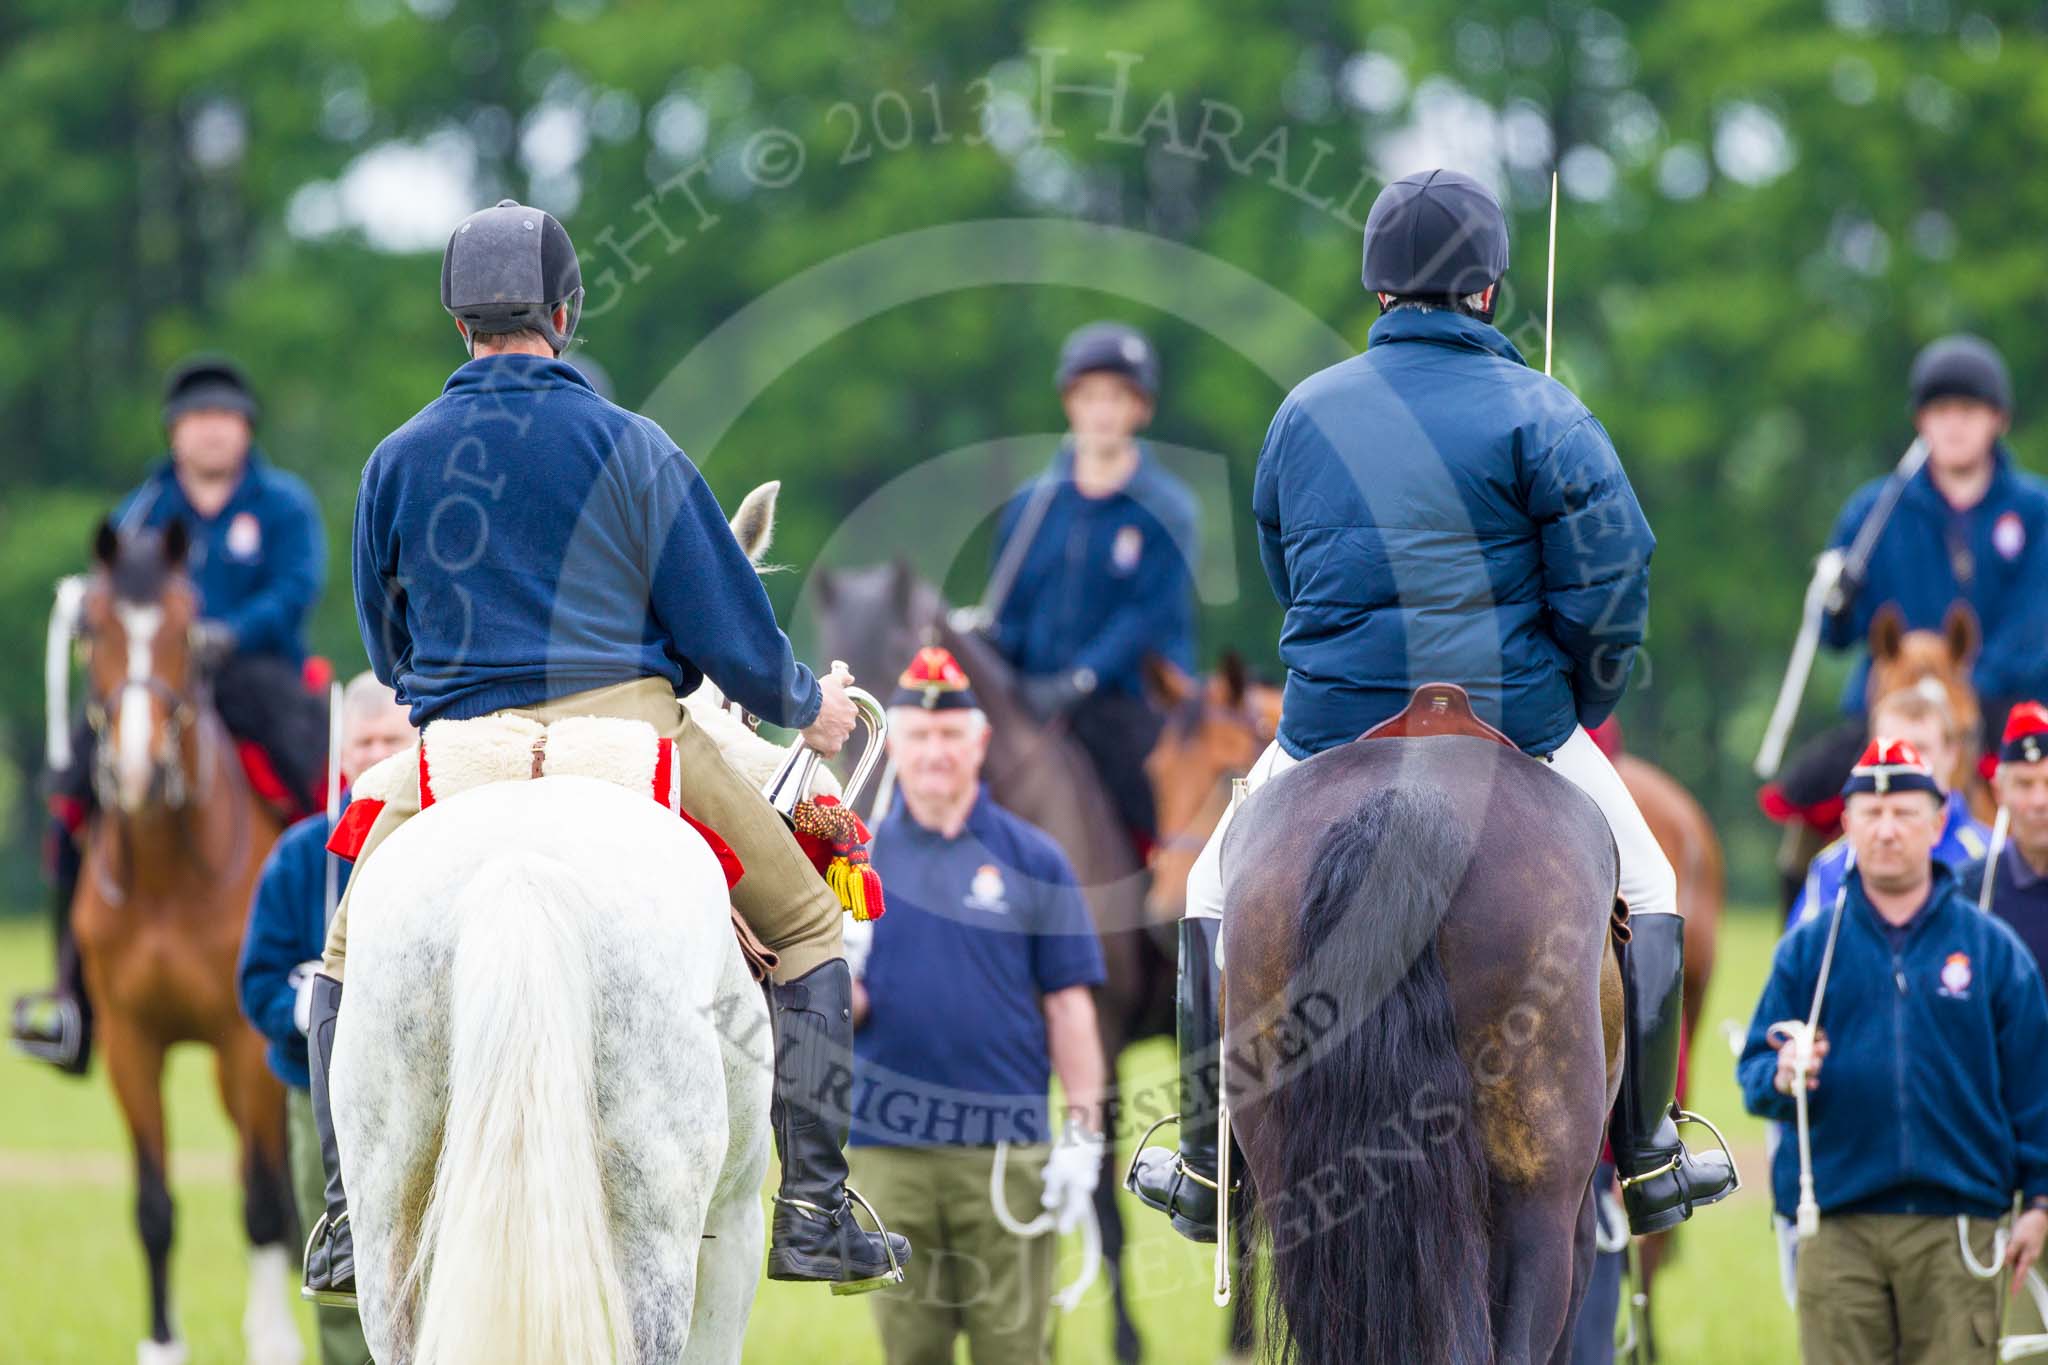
top-left (1943, 602), bottom-right (1981, 666)
top-left (160, 519), bottom-right (190, 569)
top-left (92, 518), bottom-right (118, 567)
top-left (1218, 650), bottom-right (1248, 707)
top-left (1142, 654), bottom-right (1192, 709)
top-left (729, 481), bottom-right (779, 566)
top-left (1869, 604), bottom-right (1905, 662)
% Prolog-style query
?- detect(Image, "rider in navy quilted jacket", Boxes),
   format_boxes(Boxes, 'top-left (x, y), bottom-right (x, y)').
top-left (1133, 169), bottom-right (1736, 1245)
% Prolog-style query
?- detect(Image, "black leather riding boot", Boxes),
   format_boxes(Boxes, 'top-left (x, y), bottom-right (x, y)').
top-left (9, 833), bottom-right (91, 1076)
top-left (1611, 910), bottom-right (1737, 1235)
top-left (1128, 916), bottom-right (1225, 1242)
top-left (765, 959), bottom-right (910, 1293)
top-left (302, 973), bottom-right (357, 1307)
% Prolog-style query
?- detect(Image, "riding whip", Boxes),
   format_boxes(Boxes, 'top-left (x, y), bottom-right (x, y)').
top-left (1212, 776), bottom-right (1249, 1309)
top-left (1544, 171), bottom-right (1558, 378)
top-left (1755, 437), bottom-right (1930, 778)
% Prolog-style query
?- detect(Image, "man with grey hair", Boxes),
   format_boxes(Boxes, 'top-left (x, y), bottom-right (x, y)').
top-left (847, 646), bottom-right (1106, 1364)
top-left (237, 672), bottom-right (411, 1364)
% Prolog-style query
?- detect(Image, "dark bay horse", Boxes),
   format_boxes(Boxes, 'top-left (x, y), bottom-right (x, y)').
top-left (1222, 729), bottom-right (1623, 1365)
top-left (813, 559), bottom-right (1265, 1362)
top-left (69, 521), bottom-right (299, 1364)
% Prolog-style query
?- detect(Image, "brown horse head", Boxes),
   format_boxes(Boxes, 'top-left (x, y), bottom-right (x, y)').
top-left (81, 518), bottom-right (203, 813)
top-left (1140, 652), bottom-right (1280, 921)
top-left (1867, 601), bottom-right (1982, 787)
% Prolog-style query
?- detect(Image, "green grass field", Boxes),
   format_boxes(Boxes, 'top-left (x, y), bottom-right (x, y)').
top-left (0, 910), bottom-right (1800, 1364)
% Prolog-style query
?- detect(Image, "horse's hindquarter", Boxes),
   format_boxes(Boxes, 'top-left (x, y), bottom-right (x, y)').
top-left (1221, 739), bottom-right (1619, 1192)
top-left (332, 777), bottom-right (768, 1360)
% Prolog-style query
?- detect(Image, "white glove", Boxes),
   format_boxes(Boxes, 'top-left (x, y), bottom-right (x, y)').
top-left (842, 917), bottom-right (874, 981)
top-left (1039, 1124), bottom-right (1105, 1234)
top-left (290, 960), bottom-right (322, 1035)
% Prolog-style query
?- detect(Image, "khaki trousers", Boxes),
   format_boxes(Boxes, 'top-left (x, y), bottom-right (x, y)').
top-left (287, 1087), bottom-right (372, 1365)
top-left (1795, 1212), bottom-right (2001, 1364)
top-left (849, 1143), bottom-right (1055, 1365)
top-left (321, 678), bottom-right (842, 984)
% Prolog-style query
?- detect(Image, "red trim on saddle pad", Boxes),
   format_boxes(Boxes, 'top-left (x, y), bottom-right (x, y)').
top-left (418, 742), bottom-right (436, 809)
top-left (327, 798), bottom-right (387, 861)
top-left (237, 739), bottom-right (295, 810)
top-left (680, 809), bottom-right (744, 891)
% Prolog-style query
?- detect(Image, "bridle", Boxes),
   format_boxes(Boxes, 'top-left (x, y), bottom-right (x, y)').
top-left (86, 669), bottom-right (206, 812)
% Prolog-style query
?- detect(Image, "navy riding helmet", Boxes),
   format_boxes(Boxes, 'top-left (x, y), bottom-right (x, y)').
top-left (1055, 322), bottom-right (1160, 400)
top-left (440, 199), bottom-right (585, 355)
top-left (1909, 334), bottom-right (2011, 416)
top-left (1361, 169), bottom-right (1510, 315)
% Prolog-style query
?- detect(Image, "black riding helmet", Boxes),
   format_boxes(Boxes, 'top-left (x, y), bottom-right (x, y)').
top-left (1909, 334), bottom-right (2011, 416)
top-left (440, 199), bottom-right (584, 356)
top-left (1362, 169), bottom-right (1510, 318)
top-left (162, 356), bottom-right (258, 427)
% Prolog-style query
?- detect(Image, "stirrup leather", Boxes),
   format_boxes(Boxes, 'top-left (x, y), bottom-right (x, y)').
top-left (773, 1184), bottom-right (905, 1296)
top-left (1617, 1109), bottom-right (1740, 1194)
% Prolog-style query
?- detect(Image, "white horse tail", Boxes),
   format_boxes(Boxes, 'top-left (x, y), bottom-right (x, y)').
top-left (408, 853), bottom-right (634, 1365)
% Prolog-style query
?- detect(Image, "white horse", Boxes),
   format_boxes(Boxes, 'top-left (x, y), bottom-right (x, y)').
top-left (331, 483), bottom-right (813, 1365)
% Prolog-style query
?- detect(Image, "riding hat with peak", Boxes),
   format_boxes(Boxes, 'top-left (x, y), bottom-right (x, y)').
top-left (1055, 321), bottom-right (1159, 399)
top-left (2000, 702), bottom-right (2048, 769)
top-left (889, 646), bottom-right (979, 711)
top-left (162, 355), bottom-right (259, 427)
top-left (440, 198), bottom-right (584, 355)
top-left (1841, 736), bottom-right (1942, 800)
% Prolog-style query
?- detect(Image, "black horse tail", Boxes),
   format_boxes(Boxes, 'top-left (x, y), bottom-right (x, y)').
top-left (1256, 786), bottom-right (1492, 1365)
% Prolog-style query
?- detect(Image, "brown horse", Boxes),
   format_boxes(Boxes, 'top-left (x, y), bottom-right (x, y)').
top-left (1223, 723), bottom-right (1623, 1365)
top-left (814, 560), bottom-right (1254, 1363)
top-left (1868, 602), bottom-right (1985, 804)
top-left (1770, 602), bottom-right (1989, 903)
top-left (1141, 653), bottom-right (1282, 925)
top-left (69, 521), bottom-right (299, 1365)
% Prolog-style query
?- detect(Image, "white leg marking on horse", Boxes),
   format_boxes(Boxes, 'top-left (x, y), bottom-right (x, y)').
top-left (243, 1244), bottom-right (304, 1365)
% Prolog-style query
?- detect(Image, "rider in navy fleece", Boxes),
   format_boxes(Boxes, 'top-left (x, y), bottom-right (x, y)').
top-left (353, 355), bottom-right (820, 730)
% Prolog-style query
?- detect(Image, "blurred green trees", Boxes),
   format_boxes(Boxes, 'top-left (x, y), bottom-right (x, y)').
top-left (3, 0), bottom-right (2042, 899)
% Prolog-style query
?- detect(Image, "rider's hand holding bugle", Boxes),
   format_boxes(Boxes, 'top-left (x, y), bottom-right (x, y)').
top-left (801, 663), bottom-right (857, 758)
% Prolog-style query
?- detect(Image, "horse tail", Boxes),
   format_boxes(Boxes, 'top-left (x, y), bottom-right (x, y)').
top-left (409, 853), bottom-right (633, 1365)
top-left (1257, 787), bottom-right (1493, 1365)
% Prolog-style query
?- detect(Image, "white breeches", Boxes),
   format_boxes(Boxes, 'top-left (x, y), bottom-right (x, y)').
top-left (1184, 725), bottom-right (1677, 931)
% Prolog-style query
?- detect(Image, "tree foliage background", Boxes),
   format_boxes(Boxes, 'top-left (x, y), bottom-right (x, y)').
top-left (2, 0), bottom-right (2040, 902)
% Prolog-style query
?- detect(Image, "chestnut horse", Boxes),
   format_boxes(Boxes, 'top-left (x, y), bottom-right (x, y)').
top-left (67, 521), bottom-right (298, 1365)
top-left (1769, 603), bottom-right (1987, 905)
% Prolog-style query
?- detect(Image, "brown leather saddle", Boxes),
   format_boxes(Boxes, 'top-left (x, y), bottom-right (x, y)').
top-left (1359, 684), bottom-right (1629, 943)
top-left (1359, 683), bottom-right (1516, 748)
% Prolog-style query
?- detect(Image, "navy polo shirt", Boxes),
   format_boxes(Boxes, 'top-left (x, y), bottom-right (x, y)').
top-left (851, 786), bottom-right (1105, 1148)
top-left (1966, 842), bottom-right (2048, 982)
